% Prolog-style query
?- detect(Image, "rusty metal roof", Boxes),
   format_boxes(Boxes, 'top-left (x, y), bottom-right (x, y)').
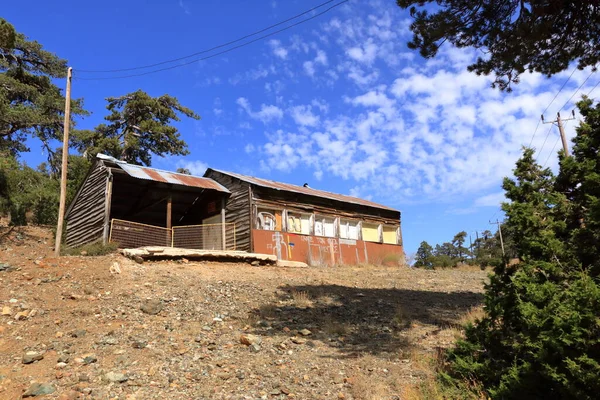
top-left (207, 168), bottom-right (398, 212)
top-left (96, 154), bottom-right (230, 193)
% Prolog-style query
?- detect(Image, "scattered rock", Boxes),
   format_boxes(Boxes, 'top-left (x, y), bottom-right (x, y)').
top-left (82, 354), bottom-right (98, 365)
top-left (104, 371), bottom-right (128, 383)
top-left (290, 337), bottom-right (306, 345)
top-left (299, 328), bottom-right (312, 336)
top-left (132, 340), bottom-right (147, 349)
top-left (250, 260), bottom-right (260, 267)
top-left (14, 311), bottom-right (29, 320)
top-left (110, 262), bottom-right (121, 274)
top-left (249, 343), bottom-right (262, 353)
top-left (0, 263), bottom-right (16, 272)
top-left (140, 299), bottom-right (163, 315)
top-left (240, 334), bottom-right (262, 346)
top-left (70, 329), bottom-right (87, 338)
top-left (1, 306), bottom-right (11, 316)
top-left (58, 390), bottom-right (81, 400)
top-left (22, 382), bottom-right (55, 397)
top-left (23, 351), bottom-right (44, 364)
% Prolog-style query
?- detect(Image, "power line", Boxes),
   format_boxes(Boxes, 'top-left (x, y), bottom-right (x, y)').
top-left (543, 136), bottom-right (561, 168)
top-left (74, 0), bottom-right (348, 80)
top-left (77, 0), bottom-right (338, 73)
top-left (536, 123), bottom-right (554, 159)
top-left (557, 69), bottom-right (596, 112)
top-left (528, 67), bottom-right (577, 147)
top-left (542, 120), bottom-right (570, 168)
top-left (587, 79), bottom-right (600, 96)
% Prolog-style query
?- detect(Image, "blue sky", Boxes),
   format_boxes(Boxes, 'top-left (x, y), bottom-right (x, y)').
top-left (5, 0), bottom-right (599, 255)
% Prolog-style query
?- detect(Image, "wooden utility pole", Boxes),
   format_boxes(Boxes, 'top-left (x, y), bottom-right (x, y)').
top-left (542, 111), bottom-right (575, 157)
top-left (489, 220), bottom-right (505, 257)
top-left (54, 67), bottom-right (73, 257)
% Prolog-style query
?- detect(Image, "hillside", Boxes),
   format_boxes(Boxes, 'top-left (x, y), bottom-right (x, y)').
top-left (0, 226), bottom-right (487, 399)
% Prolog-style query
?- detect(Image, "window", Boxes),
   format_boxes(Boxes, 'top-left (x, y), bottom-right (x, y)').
top-left (361, 222), bottom-right (381, 243)
top-left (315, 216), bottom-right (336, 237)
top-left (383, 225), bottom-right (399, 244)
top-left (257, 209), bottom-right (281, 231)
top-left (287, 212), bottom-right (311, 235)
top-left (339, 220), bottom-right (359, 240)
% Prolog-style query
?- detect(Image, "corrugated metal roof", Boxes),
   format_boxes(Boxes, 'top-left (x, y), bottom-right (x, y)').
top-left (96, 154), bottom-right (230, 193)
top-left (207, 168), bottom-right (398, 212)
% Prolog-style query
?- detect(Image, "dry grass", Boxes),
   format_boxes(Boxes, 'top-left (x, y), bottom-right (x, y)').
top-left (290, 289), bottom-right (313, 308)
top-left (459, 306), bottom-right (485, 325)
top-left (351, 372), bottom-right (388, 400)
top-left (454, 263), bottom-right (492, 273)
top-left (323, 320), bottom-right (349, 336)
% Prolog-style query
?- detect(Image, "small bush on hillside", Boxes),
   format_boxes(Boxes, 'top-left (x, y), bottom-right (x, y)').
top-left (62, 241), bottom-right (119, 256)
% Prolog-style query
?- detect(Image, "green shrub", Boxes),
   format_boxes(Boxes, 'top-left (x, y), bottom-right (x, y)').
top-left (62, 241), bottom-right (119, 256)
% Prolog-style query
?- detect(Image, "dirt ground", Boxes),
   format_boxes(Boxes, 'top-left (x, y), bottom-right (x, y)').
top-left (0, 226), bottom-right (488, 400)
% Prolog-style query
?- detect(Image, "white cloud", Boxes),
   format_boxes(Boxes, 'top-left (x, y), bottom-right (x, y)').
top-left (269, 39), bottom-right (288, 60)
top-left (178, 0), bottom-right (191, 15)
top-left (239, 0), bottom-right (599, 208)
top-left (177, 160), bottom-right (207, 176)
top-left (236, 97), bottom-right (283, 123)
top-left (303, 61), bottom-right (315, 76)
top-left (347, 40), bottom-right (378, 64)
top-left (474, 192), bottom-right (506, 207)
top-left (290, 105), bottom-right (320, 127)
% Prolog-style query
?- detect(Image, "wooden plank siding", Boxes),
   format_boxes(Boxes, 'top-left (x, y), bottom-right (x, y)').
top-left (204, 170), bottom-right (252, 252)
top-left (65, 162), bottom-right (108, 247)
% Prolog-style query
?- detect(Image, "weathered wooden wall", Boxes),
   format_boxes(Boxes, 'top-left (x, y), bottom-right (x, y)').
top-left (204, 171), bottom-right (252, 252)
top-left (65, 162), bottom-right (107, 248)
top-left (252, 230), bottom-right (404, 266)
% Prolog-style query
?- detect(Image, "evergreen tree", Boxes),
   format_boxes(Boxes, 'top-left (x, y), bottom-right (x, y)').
top-left (452, 231), bottom-right (468, 261)
top-left (72, 90), bottom-right (199, 166)
top-left (396, 1), bottom-right (600, 91)
top-left (0, 19), bottom-right (87, 156)
top-left (414, 240), bottom-right (434, 268)
top-left (445, 107), bottom-right (600, 398)
top-left (556, 97), bottom-right (600, 277)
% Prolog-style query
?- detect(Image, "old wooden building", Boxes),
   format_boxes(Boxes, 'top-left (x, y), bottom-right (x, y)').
top-left (65, 154), bottom-right (231, 249)
top-left (204, 169), bottom-right (403, 266)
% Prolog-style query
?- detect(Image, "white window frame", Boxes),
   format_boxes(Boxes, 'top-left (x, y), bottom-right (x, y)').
top-left (286, 211), bottom-right (311, 235)
top-left (339, 219), bottom-right (360, 240)
top-left (256, 208), bottom-right (278, 231)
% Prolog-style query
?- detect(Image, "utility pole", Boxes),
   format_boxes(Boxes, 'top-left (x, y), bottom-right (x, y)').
top-left (542, 111), bottom-right (575, 157)
top-left (489, 220), bottom-right (505, 257)
top-left (54, 67), bottom-right (73, 257)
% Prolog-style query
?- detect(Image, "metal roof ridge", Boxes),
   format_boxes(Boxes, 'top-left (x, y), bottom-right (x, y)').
top-left (207, 168), bottom-right (399, 212)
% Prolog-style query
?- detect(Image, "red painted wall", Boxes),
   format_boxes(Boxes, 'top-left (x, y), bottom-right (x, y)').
top-left (252, 229), bottom-right (403, 266)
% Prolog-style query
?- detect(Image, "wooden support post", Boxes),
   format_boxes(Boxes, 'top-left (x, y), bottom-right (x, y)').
top-left (102, 170), bottom-right (113, 244)
top-left (166, 195), bottom-right (172, 229)
top-left (54, 66), bottom-right (73, 256)
top-left (221, 197), bottom-right (226, 250)
top-left (166, 195), bottom-right (172, 247)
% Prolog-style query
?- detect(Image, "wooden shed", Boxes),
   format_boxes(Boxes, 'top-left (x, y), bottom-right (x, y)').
top-left (204, 169), bottom-right (403, 266)
top-left (65, 154), bottom-right (231, 249)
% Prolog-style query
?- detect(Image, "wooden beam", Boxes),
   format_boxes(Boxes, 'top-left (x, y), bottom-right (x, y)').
top-left (166, 195), bottom-right (172, 229)
top-left (248, 185), bottom-right (254, 252)
top-left (102, 171), bottom-right (113, 244)
top-left (221, 197), bottom-right (226, 250)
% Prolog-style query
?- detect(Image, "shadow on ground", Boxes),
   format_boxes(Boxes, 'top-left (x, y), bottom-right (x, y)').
top-left (251, 284), bottom-right (483, 358)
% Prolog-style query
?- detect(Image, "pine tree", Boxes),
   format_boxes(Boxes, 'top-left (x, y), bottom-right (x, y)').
top-left (414, 241), bottom-right (434, 268)
top-left (444, 108), bottom-right (600, 398)
top-left (0, 19), bottom-right (87, 156)
top-left (72, 90), bottom-right (199, 166)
